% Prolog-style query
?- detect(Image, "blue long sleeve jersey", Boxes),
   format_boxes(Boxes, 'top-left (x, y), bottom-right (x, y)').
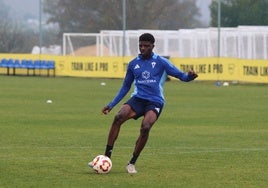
top-left (107, 53), bottom-right (195, 109)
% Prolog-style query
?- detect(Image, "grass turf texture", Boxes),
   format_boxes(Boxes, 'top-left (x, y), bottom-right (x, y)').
top-left (0, 76), bottom-right (267, 188)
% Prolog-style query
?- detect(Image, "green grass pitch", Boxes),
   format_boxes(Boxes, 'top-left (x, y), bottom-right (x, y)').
top-left (0, 76), bottom-right (267, 187)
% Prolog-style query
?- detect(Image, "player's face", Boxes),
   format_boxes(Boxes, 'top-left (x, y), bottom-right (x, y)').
top-left (139, 41), bottom-right (154, 59)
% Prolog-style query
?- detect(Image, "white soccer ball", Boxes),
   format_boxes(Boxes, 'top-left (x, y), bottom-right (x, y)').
top-left (91, 155), bottom-right (112, 174)
top-left (46, 99), bottom-right (52, 104)
top-left (100, 82), bottom-right (106, 86)
top-left (223, 82), bottom-right (229, 86)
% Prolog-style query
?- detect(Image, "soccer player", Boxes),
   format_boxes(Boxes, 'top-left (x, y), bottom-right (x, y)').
top-left (89, 33), bottom-right (198, 174)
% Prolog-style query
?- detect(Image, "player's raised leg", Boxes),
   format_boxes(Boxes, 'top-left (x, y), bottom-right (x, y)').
top-left (105, 104), bottom-right (136, 158)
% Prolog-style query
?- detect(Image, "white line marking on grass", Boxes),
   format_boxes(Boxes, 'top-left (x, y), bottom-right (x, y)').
top-left (0, 146), bottom-right (267, 152)
top-left (143, 147), bottom-right (268, 155)
top-left (1, 146), bottom-right (267, 161)
top-left (0, 146), bottom-right (268, 153)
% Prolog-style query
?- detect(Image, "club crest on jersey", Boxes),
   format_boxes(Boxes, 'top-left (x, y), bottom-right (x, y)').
top-left (151, 62), bottom-right (156, 68)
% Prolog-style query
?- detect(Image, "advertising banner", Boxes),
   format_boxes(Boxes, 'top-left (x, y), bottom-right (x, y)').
top-left (171, 58), bottom-right (268, 83)
top-left (0, 54), bottom-right (267, 83)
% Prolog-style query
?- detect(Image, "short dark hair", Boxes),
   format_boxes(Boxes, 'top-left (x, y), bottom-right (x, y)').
top-left (139, 33), bottom-right (155, 44)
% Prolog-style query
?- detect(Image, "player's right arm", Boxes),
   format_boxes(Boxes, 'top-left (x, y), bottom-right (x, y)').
top-left (102, 67), bottom-right (134, 114)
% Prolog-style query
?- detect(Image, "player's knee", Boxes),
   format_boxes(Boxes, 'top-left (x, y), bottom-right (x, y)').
top-left (140, 126), bottom-right (150, 136)
top-left (114, 113), bottom-right (125, 124)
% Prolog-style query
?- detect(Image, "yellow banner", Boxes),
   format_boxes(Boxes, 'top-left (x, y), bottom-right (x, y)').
top-left (56, 56), bottom-right (132, 78)
top-left (171, 58), bottom-right (268, 83)
top-left (0, 54), bottom-right (267, 83)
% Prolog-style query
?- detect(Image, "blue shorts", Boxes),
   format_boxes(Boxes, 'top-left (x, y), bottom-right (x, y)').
top-left (125, 97), bottom-right (164, 120)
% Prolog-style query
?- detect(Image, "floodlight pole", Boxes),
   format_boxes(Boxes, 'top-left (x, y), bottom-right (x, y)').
top-left (122, 0), bottom-right (126, 56)
top-left (215, 0), bottom-right (221, 86)
top-left (39, 0), bottom-right (43, 54)
top-left (217, 0), bottom-right (221, 58)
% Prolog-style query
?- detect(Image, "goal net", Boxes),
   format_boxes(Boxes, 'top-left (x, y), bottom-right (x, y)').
top-left (63, 33), bottom-right (101, 56)
top-left (63, 26), bottom-right (268, 59)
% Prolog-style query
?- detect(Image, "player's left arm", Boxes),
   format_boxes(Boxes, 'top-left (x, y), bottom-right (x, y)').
top-left (161, 57), bottom-right (198, 82)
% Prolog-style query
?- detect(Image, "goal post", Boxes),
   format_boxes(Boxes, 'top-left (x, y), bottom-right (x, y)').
top-left (62, 27), bottom-right (268, 59)
top-left (63, 32), bottom-right (137, 57)
top-left (63, 33), bottom-right (102, 56)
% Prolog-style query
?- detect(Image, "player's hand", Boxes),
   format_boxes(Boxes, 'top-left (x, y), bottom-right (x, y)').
top-left (102, 106), bottom-right (112, 115)
top-left (188, 70), bottom-right (198, 80)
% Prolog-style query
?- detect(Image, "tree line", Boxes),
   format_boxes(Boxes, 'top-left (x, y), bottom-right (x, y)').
top-left (0, 0), bottom-right (267, 53)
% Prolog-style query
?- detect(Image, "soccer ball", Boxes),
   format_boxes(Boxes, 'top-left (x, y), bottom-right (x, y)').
top-left (91, 155), bottom-right (112, 174)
